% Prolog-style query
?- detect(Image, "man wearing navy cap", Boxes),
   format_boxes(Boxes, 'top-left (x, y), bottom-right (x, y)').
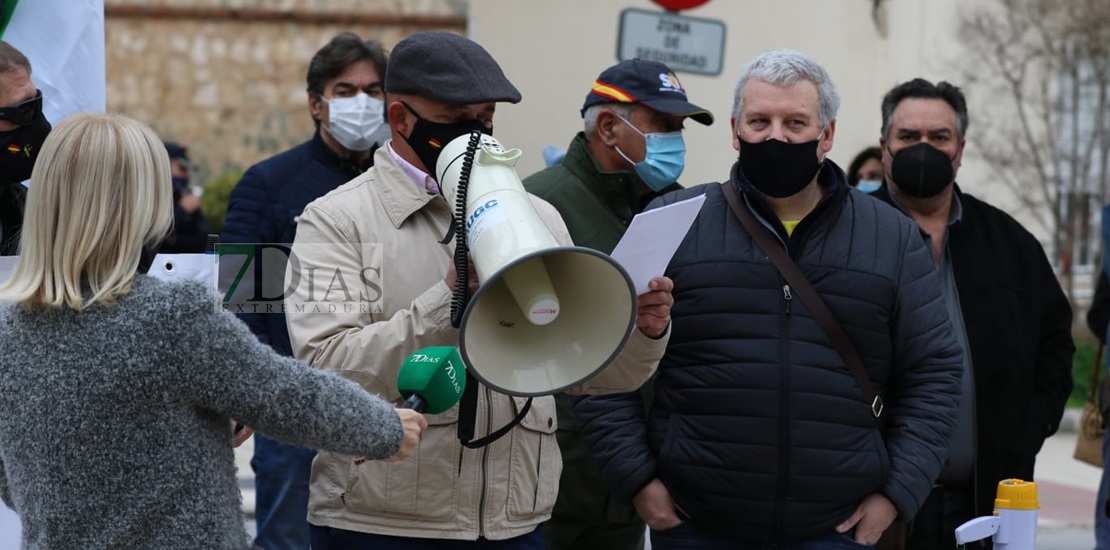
top-left (523, 58), bottom-right (712, 550)
top-left (285, 31), bottom-right (675, 550)
top-left (160, 141), bottom-right (211, 253)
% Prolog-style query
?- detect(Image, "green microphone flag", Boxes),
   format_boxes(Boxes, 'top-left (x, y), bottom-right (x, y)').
top-left (396, 346), bottom-right (466, 415)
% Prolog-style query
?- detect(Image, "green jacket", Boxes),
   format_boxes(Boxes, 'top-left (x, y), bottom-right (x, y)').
top-left (523, 132), bottom-right (676, 530)
top-left (524, 132), bottom-right (660, 255)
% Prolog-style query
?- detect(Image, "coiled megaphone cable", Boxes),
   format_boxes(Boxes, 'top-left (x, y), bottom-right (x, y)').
top-left (449, 130), bottom-right (484, 329)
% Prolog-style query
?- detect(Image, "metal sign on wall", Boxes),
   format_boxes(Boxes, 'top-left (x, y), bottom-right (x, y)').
top-left (617, 7), bottom-right (726, 76)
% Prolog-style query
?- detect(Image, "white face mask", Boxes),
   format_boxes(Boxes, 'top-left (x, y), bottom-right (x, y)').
top-left (324, 93), bottom-right (388, 152)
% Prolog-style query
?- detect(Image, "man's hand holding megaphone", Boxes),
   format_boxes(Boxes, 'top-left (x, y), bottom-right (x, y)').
top-left (445, 255), bottom-right (480, 297)
top-left (636, 276), bottom-right (675, 339)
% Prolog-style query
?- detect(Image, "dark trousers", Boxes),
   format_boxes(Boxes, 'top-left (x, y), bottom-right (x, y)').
top-left (309, 525), bottom-right (544, 550)
top-left (906, 482), bottom-right (987, 549)
top-left (650, 520), bottom-right (875, 549)
top-left (251, 434), bottom-right (317, 550)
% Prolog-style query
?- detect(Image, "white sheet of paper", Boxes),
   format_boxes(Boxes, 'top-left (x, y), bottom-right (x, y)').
top-left (610, 194), bottom-right (706, 295)
top-left (147, 253), bottom-right (215, 285)
top-left (0, 254), bottom-right (216, 287)
top-left (0, 256), bottom-right (18, 285)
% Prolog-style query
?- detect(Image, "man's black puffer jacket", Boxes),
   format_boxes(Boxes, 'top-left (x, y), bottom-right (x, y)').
top-left (575, 160), bottom-right (963, 544)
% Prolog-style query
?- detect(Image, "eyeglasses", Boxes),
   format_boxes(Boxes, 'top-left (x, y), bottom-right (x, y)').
top-left (0, 90), bottom-right (43, 126)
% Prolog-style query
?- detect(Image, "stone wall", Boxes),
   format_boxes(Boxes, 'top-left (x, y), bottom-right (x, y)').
top-left (104, 0), bottom-right (466, 182)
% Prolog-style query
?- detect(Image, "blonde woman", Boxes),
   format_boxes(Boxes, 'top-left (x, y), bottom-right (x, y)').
top-left (0, 113), bottom-right (426, 549)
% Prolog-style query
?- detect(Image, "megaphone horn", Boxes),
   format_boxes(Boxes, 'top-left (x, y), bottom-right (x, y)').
top-left (437, 133), bottom-right (638, 397)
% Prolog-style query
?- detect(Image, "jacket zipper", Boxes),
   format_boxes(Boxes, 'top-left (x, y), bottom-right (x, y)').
top-left (773, 281), bottom-right (793, 540)
top-left (477, 386), bottom-right (493, 537)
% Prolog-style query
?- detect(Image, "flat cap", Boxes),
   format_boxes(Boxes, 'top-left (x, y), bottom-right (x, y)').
top-left (385, 31), bottom-right (521, 104)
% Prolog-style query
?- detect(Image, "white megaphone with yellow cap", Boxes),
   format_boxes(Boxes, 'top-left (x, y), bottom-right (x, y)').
top-left (954, 479), bottom-right (1039, 549)
top-left (435, 132), bottom-right (638, 397)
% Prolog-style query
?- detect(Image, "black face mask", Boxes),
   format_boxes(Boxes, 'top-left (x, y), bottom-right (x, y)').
top-left (738, 137), bottom-right (822, 198)
top-left (889, 142), bottom-right (955, 199)
top-left (0, 114), bottom-right (52, 184)
top-left (399, 102), bottom-right (491, 180)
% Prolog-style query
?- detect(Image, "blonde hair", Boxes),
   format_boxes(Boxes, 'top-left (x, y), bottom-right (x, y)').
top-left (0, 112), bottom-right (174, 310)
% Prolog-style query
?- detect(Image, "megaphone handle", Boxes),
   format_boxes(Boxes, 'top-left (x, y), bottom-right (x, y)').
top-left (449, 130), bottom-right (484, 328)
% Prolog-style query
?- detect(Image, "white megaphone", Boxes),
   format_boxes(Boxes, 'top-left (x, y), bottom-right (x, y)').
top-left (436, 132), bottom-right (638, 397)
top-left (954, 479), bottom-right (1039, 549)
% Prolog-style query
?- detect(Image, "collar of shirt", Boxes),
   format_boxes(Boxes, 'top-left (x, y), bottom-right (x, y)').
top-left (387, 142), bottom-right (440, 195)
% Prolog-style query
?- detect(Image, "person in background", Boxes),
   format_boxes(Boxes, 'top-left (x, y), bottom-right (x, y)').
top-left (0, 40), bottom-right (51, 256)
top-left (0, 112), bottom-right (426, 550)
top-left (523, 58), bottom-right (713, 550)
top-left (159, 142), bottom-right (211, 253)
top-left (220, 31), bottom-right (390, 550)
top-left (574, 48), bottom-right (963, 548)
top-left (871, 78), bottom-right (1074, 549)
top-left (846, 146), bottom-right (883, 194)
top-left (1087, 204), bottom-right (1110, 549)
top-left (284, 30), bottom-right (672, 550)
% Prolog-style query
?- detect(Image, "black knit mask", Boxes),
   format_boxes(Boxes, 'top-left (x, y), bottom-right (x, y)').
top-left (0, 114), bottom-right (52, 184)
top-left (399, 102), bottom-right (490, 180)
top-left (738, 137), bottom-right (822, 198)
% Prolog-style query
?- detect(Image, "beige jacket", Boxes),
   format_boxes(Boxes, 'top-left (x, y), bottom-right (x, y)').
top-left (284, 146), bottom-right (667, 540)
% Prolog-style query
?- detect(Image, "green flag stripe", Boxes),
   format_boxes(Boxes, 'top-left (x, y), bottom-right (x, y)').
top-left (0, 0), bottom-right (21, 38)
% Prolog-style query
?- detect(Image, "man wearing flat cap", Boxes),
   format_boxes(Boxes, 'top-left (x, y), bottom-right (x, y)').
top-left (522, 58), bottom-right (712, 550)
top-left (285, 31), bottom-right (674, 549)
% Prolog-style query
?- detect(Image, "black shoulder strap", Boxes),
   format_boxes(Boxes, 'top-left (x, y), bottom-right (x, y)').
top-left (720, 182), bottom-right (882, 419)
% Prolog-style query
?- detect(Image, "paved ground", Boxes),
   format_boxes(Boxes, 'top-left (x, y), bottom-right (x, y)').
top-left (1031, 422), bottom-right (1100, 549)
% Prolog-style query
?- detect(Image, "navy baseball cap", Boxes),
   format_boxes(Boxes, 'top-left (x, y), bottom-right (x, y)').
top-left (164, 142), bottom-right (197, 171)
top-left (581, 59), bottom-right (713, 125)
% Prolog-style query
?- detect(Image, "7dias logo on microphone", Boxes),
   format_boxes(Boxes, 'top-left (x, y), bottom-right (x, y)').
top-left (216, 242), bottom-right (385, 315)
top-left (406, 352), bottom-right (462, 394)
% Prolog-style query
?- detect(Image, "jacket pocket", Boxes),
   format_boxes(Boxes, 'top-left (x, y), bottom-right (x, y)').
top-left (506, 396), bottom-right (560, 521)
top-left (341, 406), bottom-right (460, 520)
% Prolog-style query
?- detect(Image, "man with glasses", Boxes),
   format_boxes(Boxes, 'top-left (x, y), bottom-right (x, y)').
top-left (0, 40), bottom-right (50, 256)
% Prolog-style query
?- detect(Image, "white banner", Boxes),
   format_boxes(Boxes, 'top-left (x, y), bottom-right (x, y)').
top-left (1, 0), bottom-right (106, 124)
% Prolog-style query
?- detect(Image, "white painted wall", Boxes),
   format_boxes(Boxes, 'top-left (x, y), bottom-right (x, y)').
top-left (468, 0), bottom-right (989, 193)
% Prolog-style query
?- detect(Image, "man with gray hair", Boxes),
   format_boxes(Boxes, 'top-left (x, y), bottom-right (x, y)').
top-left (0, 40), bottom-right (50, 255)
top-left (574, 48), bottom-right (964, 547)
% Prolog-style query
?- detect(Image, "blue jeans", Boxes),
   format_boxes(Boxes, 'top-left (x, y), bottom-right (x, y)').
top-left (1098, 429), bottom-right (1110, 549)
top-left (251, 434), bottom-right (317, 550)
top-left (309, 525), bottom-right (544, 550)
top-left (650, 521), bottom-right (874, 549)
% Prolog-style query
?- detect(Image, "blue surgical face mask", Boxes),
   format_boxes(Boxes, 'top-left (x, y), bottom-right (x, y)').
top-left (856, 179), bottom-right (882, 194)
top-left (613, 114), bottom-right (685, 191)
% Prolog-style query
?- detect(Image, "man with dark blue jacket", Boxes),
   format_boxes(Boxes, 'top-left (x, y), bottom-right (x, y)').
top-left (574, 49), bottom-right (964, 548)
top-left (220, 32), bottom-right (389, 550)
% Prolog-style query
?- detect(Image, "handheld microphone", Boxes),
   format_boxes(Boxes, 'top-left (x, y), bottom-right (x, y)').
top-left (396, 347), bottom-right (467, 414)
